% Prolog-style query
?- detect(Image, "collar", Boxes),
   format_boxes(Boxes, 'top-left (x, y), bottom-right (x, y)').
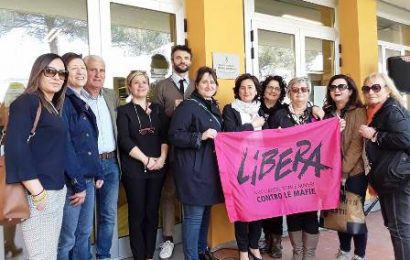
top-left (171, 73), bottom-right (189, 85)
top-left (81, 88), bottom-right (103, 100)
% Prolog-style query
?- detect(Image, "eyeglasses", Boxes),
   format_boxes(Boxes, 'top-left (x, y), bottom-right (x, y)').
top-left (362, 84), bottom-right (383, 94)
top-left (290, 87), bottom-right (309, 93)
top-left (329, 84), bottom-right (349, 92)
top-left (266, 86), bottom-right (281, 92)
top-left (139, 127), bottom-right (156, 135)
top-left (43, 67), bottom-right (68, 80)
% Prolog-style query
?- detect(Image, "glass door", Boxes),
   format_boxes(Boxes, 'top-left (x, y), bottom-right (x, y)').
top-left (100, 0), bottom-right (184, 258)
top-left (252, 14), bottom-right (337, 106)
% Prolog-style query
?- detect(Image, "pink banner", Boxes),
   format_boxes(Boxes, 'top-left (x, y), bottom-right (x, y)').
top-left (215, 118), bottom-right (341, 223)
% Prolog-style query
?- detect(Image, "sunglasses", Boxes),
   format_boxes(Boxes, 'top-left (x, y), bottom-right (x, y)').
top-left (139, 127), bottom-right (156, 135)
top-left (362, 84), bottom-right (383, 94)
top-left (329, 84), bottom-right (349, 92)
top-left (43, 67), bottom-right (68, 80)
top-left (290, 87), bottom-right (309, 93)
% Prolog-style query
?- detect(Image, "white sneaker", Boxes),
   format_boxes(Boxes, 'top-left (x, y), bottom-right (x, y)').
top-left (335, 250), bottom-right (350, 260)
top-left (352, 255), bottom-right (366, 260)
top-left (159, 240), bottom-right (174, 259)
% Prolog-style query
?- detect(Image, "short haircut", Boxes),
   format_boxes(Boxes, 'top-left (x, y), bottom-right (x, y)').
top-left (287, 76), bottom-right (311, 94)
top-left (171, 45), bottom-right (192, 60)
top-left (61, 52), bottom-right (83, 67)
top-left (83, 55), bottom-right (105, 67)
top-left (233, 73), bottom-right (261, 101)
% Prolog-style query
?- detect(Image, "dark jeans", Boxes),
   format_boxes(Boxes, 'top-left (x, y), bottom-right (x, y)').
top-left (262, 216), bottom-right (283, 236)
top-left (338, 174), bottom-right (368, 258)
top-left (122, 175), bottom-right (165, 260)
top-left (235, 221), bottom-right (263, 252)
top-left (379, 184), bottom-right (410, 260)
top-left (287, 211), bottom-right (318, 234)
top-left (182, 204), bottom-right (211, 260)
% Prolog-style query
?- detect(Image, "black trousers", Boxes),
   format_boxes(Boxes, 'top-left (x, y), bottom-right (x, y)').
top-left (338, 174), bottom-right (368, 257)
top-left (379, 184), bottom-right (410, 260)
top-left (235, 220), bottom-right (262, 252)
top-left (262, 216), bottom-right (283, 236)
top-left (122, 175), bottom-right (165, 260)
top-left (287, 211), bottom-right (319, 234)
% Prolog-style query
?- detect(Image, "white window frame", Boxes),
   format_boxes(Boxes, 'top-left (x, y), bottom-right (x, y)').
top-left (244, 0), bottom-right (339, 78)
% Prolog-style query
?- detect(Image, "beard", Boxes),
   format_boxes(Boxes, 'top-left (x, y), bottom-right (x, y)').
top-left (173, 63), bottom-right (190, 74)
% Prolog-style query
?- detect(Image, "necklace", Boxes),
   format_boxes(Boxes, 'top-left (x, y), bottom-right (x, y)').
top-left (133, 104), bottom-right (155, 135)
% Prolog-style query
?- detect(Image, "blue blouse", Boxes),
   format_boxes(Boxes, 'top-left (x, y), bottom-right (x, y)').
top-left (5, 94), bottom-right (66, 190)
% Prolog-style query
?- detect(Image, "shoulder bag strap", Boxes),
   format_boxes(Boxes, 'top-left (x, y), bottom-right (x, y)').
top-left (186, 98), bottom-right (222, 128)
top-left (26, 102), bottom-right (42, 143)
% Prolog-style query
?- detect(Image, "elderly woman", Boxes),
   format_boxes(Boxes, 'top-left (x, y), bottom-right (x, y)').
top-left (222, 73), bottom-right (265, 260)
top-left (323, 74), bottom-right (367, 260)
top-left (117, 70), bottom-right (168, 260)
top-left (5, 53), bottom-right (68, 259)
top-left (168, 66), bottom-right (224, 260)
top-left (268, 76), bottom-right (319, 260)
top-left (259, 75), bottom-right (287, 258)
top-left (57, 52), bottom-right (104, 260)
top-left (359, 72), bottom-right (410, 260)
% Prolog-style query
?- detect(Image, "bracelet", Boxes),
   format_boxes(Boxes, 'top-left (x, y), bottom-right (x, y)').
top-left (144, 157), bottom-right (150, 172)
top-left (32, 190), bottom-right (47, 204)
top-left (32, 189), bottom-right (45, 197)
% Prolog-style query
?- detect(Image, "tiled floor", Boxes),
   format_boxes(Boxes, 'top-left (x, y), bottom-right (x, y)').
top-left (166, 210), bottom-right (393, 260)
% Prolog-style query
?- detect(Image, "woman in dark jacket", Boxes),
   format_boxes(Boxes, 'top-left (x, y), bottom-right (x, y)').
top-left (268, 76), bottom-right (319, 260)
top-left (117, 70), bottom-right (169, 260)
top-left (323, 74), bottom-right (367, 260)
top-left (5, 53), bottom-right (68, 259)
top-left (259, 75), bottom-right (287, 258)
top-left (58, 52), bottom-right (104, 260)
top-left (168, 66), bottom-right (224, 260)
top-left (359, 72), bottom-right (410, 260)
top-left (222, 73), bottom-right (265, 260)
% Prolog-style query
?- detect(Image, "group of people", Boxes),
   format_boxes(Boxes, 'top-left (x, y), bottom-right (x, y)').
top-left (3, 44), bottom-right (410, 260)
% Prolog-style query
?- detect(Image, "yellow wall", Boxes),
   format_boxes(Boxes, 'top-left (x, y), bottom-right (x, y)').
top-left (339, 0), bottom-right (378, 86)
top-left (186, 0), bottom-right (245, 247)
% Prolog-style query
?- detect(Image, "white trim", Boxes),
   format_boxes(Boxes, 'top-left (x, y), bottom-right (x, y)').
top-left (304, 0), bottom-right (336, 8)
top-left (378, 40), bottom-right (410, 52)
top-left (377, 1), bottom-right (410, 26)
top-left (87, 0), bottom-right (102, 55)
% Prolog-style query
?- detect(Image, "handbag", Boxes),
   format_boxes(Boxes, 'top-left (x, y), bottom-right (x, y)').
top-left (0, 103), bottom-right (42, 225)
top-left (368, 150), bottom-right (410, 194)
top-left (320, 181), bottom-right (367, 234)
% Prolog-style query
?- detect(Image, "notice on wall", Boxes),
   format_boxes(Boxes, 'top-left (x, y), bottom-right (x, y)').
top-left (212, 52), bottom-right (240, 80)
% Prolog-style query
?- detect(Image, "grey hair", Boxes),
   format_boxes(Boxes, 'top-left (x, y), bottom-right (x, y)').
top-left (83, 55), bottom-right (105, 67)
top-left (287, 76), bottom-right (311, 94)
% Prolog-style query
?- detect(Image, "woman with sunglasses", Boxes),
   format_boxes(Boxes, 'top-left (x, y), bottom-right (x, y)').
top-left (323, 74), bottom-right (367, 260)
top-left (222, 73), bottom-right (265, 260)
top-left (57, 52), bottom-right (104, 260)
top-left (5, 53), bottom-right (68, 259)
top-left (359, 72), bottom-right (410, 260)
top-left (169, 67), bottom-right (224, 260)
top-left (117, 70), bottom-right (169, 260)
top-left (268, 76), bottom-right (319, 260)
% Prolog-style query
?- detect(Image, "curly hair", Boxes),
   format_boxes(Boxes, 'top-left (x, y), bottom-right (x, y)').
top-left (261, 75), bottom-right (287, 104)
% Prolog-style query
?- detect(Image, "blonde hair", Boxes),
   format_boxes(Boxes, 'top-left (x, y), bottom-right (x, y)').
top-left (126, 70), bottom-right (149, 88)
top-left (363, 72), bottom-right (405, 106)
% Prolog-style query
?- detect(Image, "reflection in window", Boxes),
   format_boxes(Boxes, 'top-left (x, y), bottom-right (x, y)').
top-left (378, 17), bottom-right (410, 46)
top-left (255, 0), bottom-right (334, 27)
top-left (0, 0), bottom-right (88, 102)
top-left (258, 30), bottom-right (295, 82)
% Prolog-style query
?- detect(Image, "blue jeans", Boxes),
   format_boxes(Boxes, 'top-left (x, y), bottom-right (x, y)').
top-left (96, 158), bottom-right (120, 259)
top-left (58, 180), bottom-right (95, 260)
top-left (182, 204), bottom-right (211, 260)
